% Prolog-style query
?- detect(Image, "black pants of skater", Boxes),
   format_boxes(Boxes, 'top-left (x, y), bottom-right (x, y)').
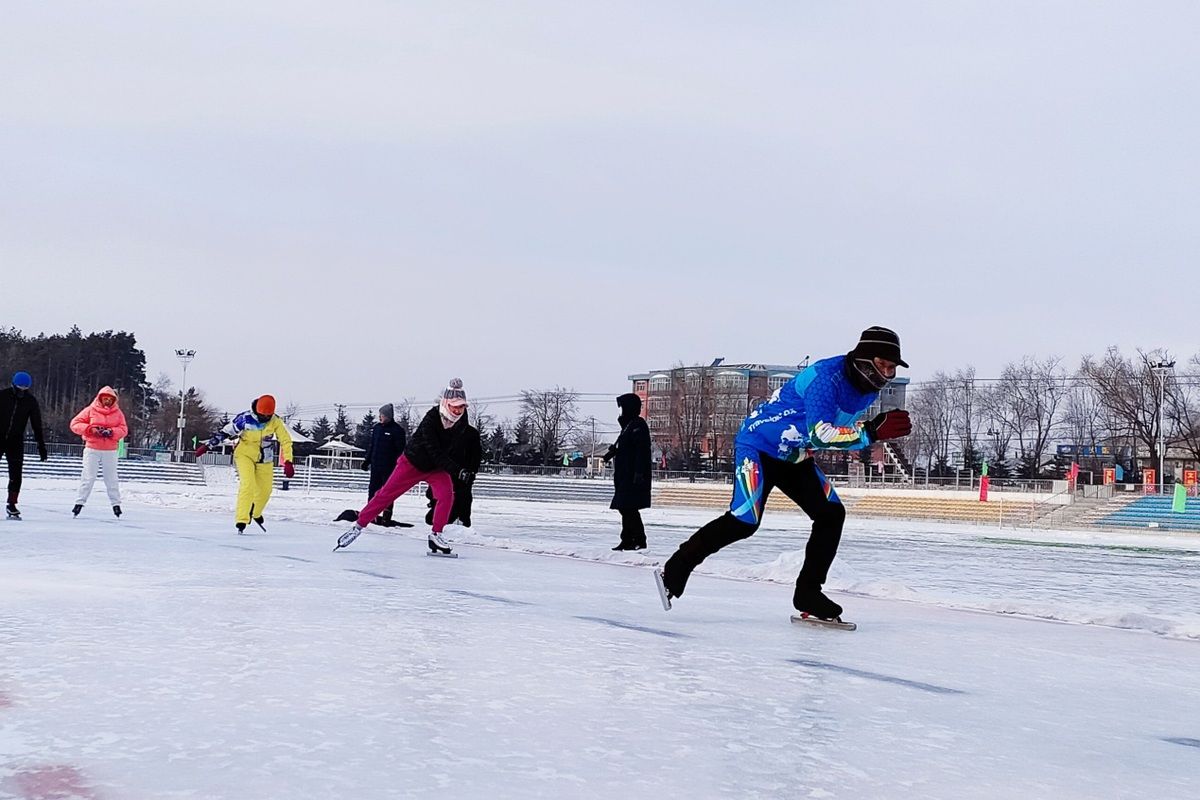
top-left (3, 442), bottom-right (24, 504)
top-left (426, 481), bottom-right (473, 527)
top-left (662, 457), bottom-right (845, 599)
top-left (619, 509), bottom-right (646, 548)
top-left (367, 470), bottom-right (396, 522)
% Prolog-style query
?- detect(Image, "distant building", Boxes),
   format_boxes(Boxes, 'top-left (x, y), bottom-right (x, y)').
top-left (627, 358), bottom-right (908, 470)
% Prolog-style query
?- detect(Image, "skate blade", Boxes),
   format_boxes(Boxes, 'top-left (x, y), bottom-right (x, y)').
top-left (791, 613), bottom-right (856, 631)
top-left (652, 568), bottom-right (672, 611)
top-left (426, 550), bottom-right (459, 558)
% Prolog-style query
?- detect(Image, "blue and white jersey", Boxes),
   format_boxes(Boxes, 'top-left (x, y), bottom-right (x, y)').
top-left (736, 355), bottom-right (878, 462)
top-left (204, 411), bottom-right (268, 447)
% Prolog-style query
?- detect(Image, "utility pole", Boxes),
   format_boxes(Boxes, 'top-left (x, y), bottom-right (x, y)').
top-left (589, 415), bottom-right (596, 476)
top-left (174, 349), bottom-right (196, 461)
top-left (1152, 359), bottom-right (1175, 493)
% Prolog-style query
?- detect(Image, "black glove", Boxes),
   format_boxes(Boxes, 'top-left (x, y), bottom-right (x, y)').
top-left (359, 460), bottom-right (370, 472)
top-left (864, 409), bottom-right (912, 441)
top-left (601, 445), bottom-right (617, 464)
top-left (99, 427), bottom-right (113, 439)
top-left (38, 446), bottom-right (48, 462)
top-left (458, 469), bottom-right (476, 486)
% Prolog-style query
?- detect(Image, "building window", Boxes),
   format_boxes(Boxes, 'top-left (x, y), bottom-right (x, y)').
top-left (649, 375), bottom-right (670, 393)
top-left (768, 373), bottom-right (794, 393)
top-left (715, 371), bottom-right (748, 392)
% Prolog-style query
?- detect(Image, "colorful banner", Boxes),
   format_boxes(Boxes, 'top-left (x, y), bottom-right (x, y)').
top-left (979, 460), bottom-right (989, 502)
top-left (1144, 469), bottom-right (1157, 494)
top-left (1184, 469), bottom-right (1198, 488)
top-left (1173, 482), bottom-right (1188, 513)
top-left (1103, 467), bottom-right (1116, 485)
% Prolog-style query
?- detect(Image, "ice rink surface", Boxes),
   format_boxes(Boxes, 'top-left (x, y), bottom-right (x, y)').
top-left (2, 482), bottom-right (1198, 799)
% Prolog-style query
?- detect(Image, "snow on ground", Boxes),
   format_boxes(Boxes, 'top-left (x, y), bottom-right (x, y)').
top-left (2, 480), bottom-right (1198, 799)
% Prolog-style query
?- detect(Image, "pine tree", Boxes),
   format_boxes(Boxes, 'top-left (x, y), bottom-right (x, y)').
top-left (333, 405), bottom-right (352, 439)
top-left (355, 411), bottom-right (376, 450)
top-left (310, 415), bottom-right (334, 443)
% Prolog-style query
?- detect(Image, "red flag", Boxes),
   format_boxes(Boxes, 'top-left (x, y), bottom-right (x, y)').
top-left (979, 475), bottom-right (989, 502)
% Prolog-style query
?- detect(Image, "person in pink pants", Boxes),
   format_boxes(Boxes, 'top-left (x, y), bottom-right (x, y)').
top-left (334, 379), bottom-right (476, 555)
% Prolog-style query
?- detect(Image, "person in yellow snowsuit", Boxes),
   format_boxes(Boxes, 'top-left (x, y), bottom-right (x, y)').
top-left (195, 394), bottom-right (294, 533)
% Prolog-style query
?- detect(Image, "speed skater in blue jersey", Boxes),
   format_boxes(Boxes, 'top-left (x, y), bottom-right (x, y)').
top-left (658, 327), bottom-right (913, 621)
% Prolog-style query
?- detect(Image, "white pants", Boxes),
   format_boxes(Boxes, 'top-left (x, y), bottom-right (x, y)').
top-left (76, 448), bottom-right (121, 506)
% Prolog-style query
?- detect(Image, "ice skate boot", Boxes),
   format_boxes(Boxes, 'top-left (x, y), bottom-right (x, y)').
top-left (334, 525), bottom-right (364, 551)
top-left (792, 587), bottom-right (855, 630)
top-left (72, 504), bottom-right (83, 517)
top-left (427, 532), bottom-right (457, 557)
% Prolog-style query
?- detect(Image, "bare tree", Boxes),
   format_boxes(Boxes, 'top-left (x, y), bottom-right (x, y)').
top-left (1079, 348), bottom-right (1176, 476)
top-left (977, 384), bottom-right (1016, 477)
top-left (1061, 381), bottom-right (1115, 477)
top-left (520, 387), bottom-right (580, 465)
top-left (150, 384), bottom-right (223, 450)
top-left (906, 372), bottom-right (955, 476)
top-left (990, 356), bottom-right (1067, 478)
top-left (470, 401), bottom-right (495, 438)
top-left (950, 367), bottom-right (981, 472)
top-left (709, 378), bottom-right (746, 471)
top-left (1164, 353), bottom-right (1200, 463)
top-left (669, 365), bottom-right (711, 471)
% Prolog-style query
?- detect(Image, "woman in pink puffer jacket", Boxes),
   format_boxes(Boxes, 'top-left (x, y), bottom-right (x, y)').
top-left (69, 386), bottom-right (129, 517)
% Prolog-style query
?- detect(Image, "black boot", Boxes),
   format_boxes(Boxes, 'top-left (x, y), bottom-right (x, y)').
top-left (72, 504), bottom-right (83, 517)
top-left (6, 503), bottom-right (20, 520)
top-left (793, 586), bottom-right (843, 620)
top-left (112, 505), bottom-right (122, 518)
top-left (254, 515), bottom-right (266, 531)
top-left (236, 522), bottom-right (247, 534)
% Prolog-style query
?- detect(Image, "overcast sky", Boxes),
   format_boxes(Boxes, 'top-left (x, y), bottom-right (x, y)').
top-left (2, 2), bottom-right (1196, 425)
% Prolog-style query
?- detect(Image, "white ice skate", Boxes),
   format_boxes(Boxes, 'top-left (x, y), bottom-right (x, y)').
top-left (427, 532), bottom-right (457, 558)
top-left (333, 525), bottom-right (364, 552)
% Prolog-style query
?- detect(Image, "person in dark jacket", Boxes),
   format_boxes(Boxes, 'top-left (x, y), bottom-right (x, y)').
top-left (360, 403), bottom-right (407, 525)
top-left (0, 371), bottom-right (48, 519)
top-left (335, 379), bottom-right (475, 555)
top-left (602, 393), bottom-right (652, 550)
top-left (425, 414), bottom-right (482, 528)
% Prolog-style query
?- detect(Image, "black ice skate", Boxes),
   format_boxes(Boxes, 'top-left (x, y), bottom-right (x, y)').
top-left (236, 522), bottom-right (247, 534)
top-left (112, 505), bottom-right (122, 518)
top-left (5, 503), bottom-right (20, 521)
top-left (253, 515), bottom-right (266, 531)
top-left (426, 532), bottom-right (457, 558)
top-left (792, 588), bottom-right (855, 631)
top-left (72, 504), bottom-right (83, 517)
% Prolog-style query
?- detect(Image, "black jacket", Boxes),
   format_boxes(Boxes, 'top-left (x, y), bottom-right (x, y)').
top-left (364, 420), bottom-right (407, 477)
top-left (425, 422), bottom-right (483, 526)
top-left (0, 388), bottom-right (46, 450)
top-left (405, 406), bottom-right (469, 475)
top-left (610, 415), bottom-right (652, 510)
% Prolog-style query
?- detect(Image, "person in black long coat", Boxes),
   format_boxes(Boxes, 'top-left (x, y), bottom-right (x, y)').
top-left (0, 371), bottom-right (48, 518)
top-left (425, 414), bottom-right (482, 527)
top-left (603, 393), bottom-right (652, 550)
top-left (360, 403), bottom-right (407, 525)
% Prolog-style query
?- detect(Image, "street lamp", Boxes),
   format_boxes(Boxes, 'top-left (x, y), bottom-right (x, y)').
top-left (1151, 359), bottom-right (1175, 493)
top-left (175, 349), bottom-right (196, 461)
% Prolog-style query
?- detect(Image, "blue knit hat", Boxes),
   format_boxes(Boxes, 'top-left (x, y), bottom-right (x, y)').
top-left (12, 372), bottom-right (32, 389)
